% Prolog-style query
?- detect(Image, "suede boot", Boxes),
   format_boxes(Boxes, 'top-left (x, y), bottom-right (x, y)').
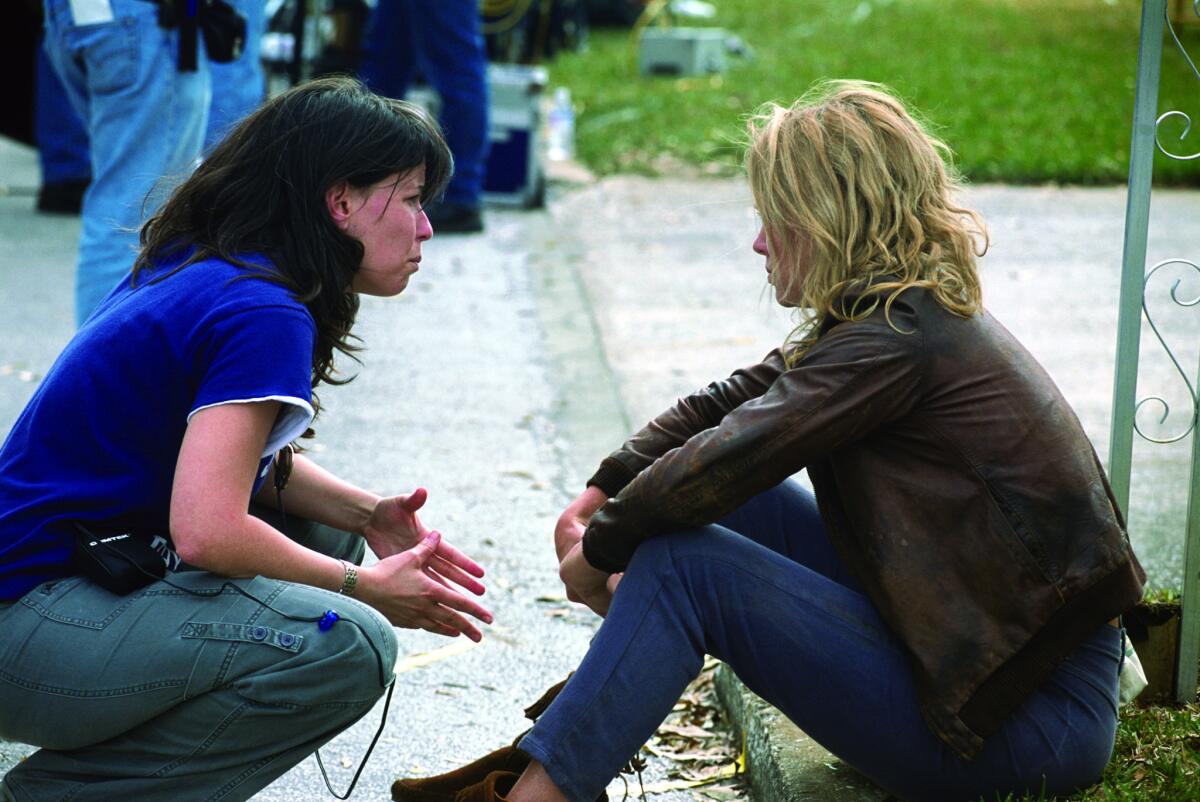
top-left (453, 771), bottom-right (518, 802)
top-left (391, 678), bottom-right (569, 802)
top-left (392, 747), bottom-right (527, 802)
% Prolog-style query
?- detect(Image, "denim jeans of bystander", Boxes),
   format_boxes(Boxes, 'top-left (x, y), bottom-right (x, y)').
top-left (204, 0), bottom-right (266, 152)
top-left (42, 0), bottom-right (211, 326)
top-left (359, 0), bottom-right (489, 209)
top-left (34, 39), bottom-right (90, 188)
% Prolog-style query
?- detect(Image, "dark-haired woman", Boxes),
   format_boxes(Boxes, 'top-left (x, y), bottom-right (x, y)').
top-left (0, 77), bottom-right (492, 801)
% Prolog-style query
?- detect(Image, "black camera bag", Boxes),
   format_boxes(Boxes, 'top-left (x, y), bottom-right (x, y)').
top-left (72, 527), bottom-right (166, 595)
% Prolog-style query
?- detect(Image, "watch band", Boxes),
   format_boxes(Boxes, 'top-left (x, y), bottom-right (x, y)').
top-left (338, 560), bottom-right (358, 596)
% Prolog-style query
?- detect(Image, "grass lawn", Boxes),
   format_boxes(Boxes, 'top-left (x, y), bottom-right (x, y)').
top-left (549, 0), bottom-right (1200, 185)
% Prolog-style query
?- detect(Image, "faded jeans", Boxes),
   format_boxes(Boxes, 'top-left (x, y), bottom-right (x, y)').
top-left (0, 508), bottom-right (397, 802)
top-left (520, 480), bottom-right (1121, 802)
top-left (35, 38), bottom-right (90, 186)
top-left (204, 0), bottom-right (266, 152)
top-left (42, 0), bottom-right (210, 326)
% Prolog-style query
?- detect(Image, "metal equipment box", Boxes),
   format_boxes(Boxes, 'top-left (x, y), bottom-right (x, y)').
top-left (483, 64), bottom-right (547, 208)
top-left (405, 64), bottom-right (547, 209)
top-left (638, 27), bottom-right (727, 77)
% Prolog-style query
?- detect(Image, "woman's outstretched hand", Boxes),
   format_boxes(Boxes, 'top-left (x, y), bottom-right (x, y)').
top-left (560, 541), bottom-right (614, 618)
top-left (363, 488), bottom-right (486, 596)
top-left (358, 532), bottom-right (494, 641)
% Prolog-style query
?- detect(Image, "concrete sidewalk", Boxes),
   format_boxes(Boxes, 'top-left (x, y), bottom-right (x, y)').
top-left (2, 131), bottom-right (1199, 801)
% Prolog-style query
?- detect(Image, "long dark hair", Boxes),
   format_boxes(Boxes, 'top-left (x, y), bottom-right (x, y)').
top-left (134, 76), bottom-right (452, 418)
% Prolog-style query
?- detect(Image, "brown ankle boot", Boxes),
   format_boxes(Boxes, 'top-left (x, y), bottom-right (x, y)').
top-left (392, 748), bottom-right (528, 802)
top-left (391, 677), bottom-right (570, 802)
top-left (453, 771), bottom-right (518, 802)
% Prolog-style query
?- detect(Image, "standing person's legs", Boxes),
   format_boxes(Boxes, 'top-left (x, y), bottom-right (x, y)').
top-left (409, 0), bottom-right (489, 216)
top-left (519, 523), bottom-right (1120, 802)
top-left (359, 0), bottom-right (417, 102)
top-left (34, 36), bottom-right (90, 213)
top-left (42, 0), bottom-right (210, 326)
top-left (205, 0), bottom-right (267, 151)
top-left (0, 571), bottom-right (396, 802)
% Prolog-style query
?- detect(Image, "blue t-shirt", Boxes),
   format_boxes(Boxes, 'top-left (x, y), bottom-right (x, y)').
top-left (0, 256), bottom-right (317, 601)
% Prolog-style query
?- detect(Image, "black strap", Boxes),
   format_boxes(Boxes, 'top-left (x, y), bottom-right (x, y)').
top-left (179, 0), bottom-right (198, 71)
top-left (155, 0), bottom-right (199, 71)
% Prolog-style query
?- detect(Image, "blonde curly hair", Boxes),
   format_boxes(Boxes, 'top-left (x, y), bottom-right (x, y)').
top-left (744, 81), bottom-right (988, 364)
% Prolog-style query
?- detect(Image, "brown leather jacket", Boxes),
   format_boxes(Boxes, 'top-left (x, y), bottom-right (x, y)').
top-left (581, 286), bottom-right (1145, 760)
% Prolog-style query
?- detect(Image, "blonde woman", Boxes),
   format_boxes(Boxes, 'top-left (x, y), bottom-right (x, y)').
top-left (408, 82), bottom-right (1146, 802)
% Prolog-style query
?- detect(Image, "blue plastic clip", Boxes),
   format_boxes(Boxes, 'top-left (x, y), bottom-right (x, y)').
top-left (318, 609), bottom-right (339, 632)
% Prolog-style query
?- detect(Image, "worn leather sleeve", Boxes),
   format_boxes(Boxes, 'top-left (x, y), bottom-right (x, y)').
top-left (582, 320), bottom-right (925, 572)
top-left (586, 349), bottom-right (787, 496)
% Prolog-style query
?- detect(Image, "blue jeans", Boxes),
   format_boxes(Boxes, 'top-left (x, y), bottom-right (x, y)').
top-left (520, 481), bottom-right (1121, 802)
top-left (359, 0), bottom-right (489, 207)
top-left (42, 0), bottom-right (210, 326)
top-left (0, 510), bottom-right (395, 802)
top-left (35, 37), bottom-right (90, 186)
top-left (204, 0), bottom-right (266, 152)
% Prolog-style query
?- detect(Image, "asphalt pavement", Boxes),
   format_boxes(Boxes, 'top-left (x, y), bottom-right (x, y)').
top-left (2, 133), bottom-right (1199, 802)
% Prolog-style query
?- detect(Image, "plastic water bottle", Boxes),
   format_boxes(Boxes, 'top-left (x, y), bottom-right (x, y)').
top-left (546, 87), bottom-right (575, 162)
top-left (260, 32), bottom-right (295, 65)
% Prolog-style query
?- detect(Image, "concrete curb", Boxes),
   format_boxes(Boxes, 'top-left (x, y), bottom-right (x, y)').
top-left (713, 666), bottom-right (890, 802)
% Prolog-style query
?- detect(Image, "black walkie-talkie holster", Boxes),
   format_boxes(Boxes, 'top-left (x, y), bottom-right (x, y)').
top-left (72, 525), bottom-right (166, 595)
top-left (156, 0), bottom-right (247, 71)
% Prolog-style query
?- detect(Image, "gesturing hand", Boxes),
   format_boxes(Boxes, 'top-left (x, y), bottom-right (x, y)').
top-left (363, 488), bottom-right (486, 596)
top-left (358, 532), bottom-right (494, 641)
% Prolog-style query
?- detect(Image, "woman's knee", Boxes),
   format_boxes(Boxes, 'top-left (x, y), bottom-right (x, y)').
top-left (622, 528), bottom-right (752, 602)
top-left (249, 584), bottom-right (397, 706)
top-left (626, 528), bottom-right (707, 576)
top-left (315, 598), bottom-right (398, 699)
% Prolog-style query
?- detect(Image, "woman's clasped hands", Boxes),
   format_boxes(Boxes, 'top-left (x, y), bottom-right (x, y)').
top-left (555, 486), bottom-right (621, 618)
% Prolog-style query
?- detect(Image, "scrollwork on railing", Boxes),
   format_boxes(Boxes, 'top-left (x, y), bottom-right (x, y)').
top-left (1134, 259), bottom-right (1200, 444)
top-left (1155, 2), bottom-right (1200, 160)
